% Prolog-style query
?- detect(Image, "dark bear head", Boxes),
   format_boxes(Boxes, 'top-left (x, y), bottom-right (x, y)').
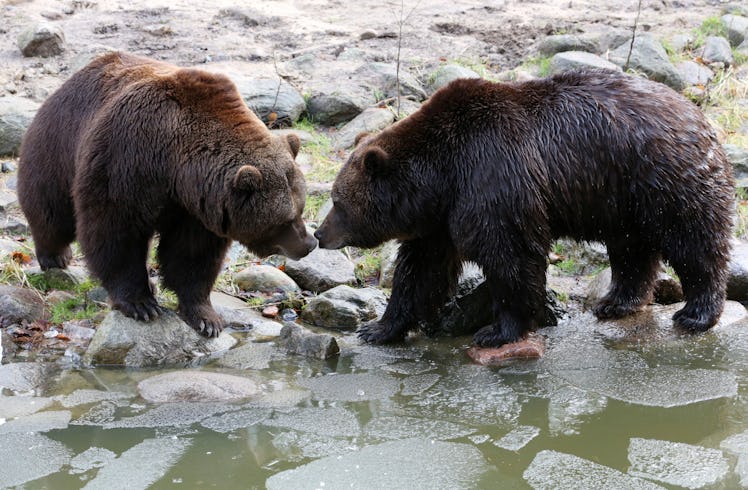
top-left (224, 132), bottom-right (317, 260)
top-left (315, 127), bottom-right (438, 250)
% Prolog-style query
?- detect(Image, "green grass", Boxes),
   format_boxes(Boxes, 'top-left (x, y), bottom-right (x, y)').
top-left (49, 297), bottom-right (101, 324)
top-left (293, 118), bottom-right (342, 183)
top-left (519, 56), bottom-right (552, 78)
top-left (354, 250), bottom-right (382, 284)
top-left (691, 16), bottom-right (728, 48)
top-left (303, 192), bottom-right (330, 222)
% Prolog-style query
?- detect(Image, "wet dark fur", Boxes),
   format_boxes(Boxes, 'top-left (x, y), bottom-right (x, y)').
top-left (18, 52), bottom-right (315, 337)
top-left (315, 69), bottom-right (734, 347)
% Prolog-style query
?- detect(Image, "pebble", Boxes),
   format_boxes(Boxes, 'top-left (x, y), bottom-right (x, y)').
top-left (262, 305), bottom-right (279, 318)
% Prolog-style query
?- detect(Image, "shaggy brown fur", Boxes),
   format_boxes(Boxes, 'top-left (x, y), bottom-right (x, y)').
top-left (18, 52), bottom-right (316, 337)
top-left (315, 69), bottom-right (734, 347)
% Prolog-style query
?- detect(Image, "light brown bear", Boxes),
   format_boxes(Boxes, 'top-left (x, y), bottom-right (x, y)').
top-left (18, 52), bottom-right (316, 337)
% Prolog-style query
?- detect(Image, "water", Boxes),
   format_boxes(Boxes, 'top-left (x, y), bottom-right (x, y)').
top-left (2, 314), bottom-right (748, 489)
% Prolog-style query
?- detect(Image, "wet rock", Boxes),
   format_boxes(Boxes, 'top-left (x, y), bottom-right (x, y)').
top-left (428, 64), bottom-right (481, 94)
top-left (494, 425), bottom-right (541, 451)
top-left (69, 447), bottom-right (116, 475)
top-left (137, 370), bottom-right (259, 403)
top-left (0, 96), bottom-right (40, 156)
top-left (209, 291), bottom-right (283, 333)
top-left (722, 14), bottom-right (748, 47)
top-left (0, 433), bottom-right (72, 488)
top-left (285, 247), bottom-right (356, 293)
top-left (537, 34), bottom-right (598, 56)
top-left (62, 321), bottom-right (96, 343)
top-left (353, 62), bottom-right (427, 101)
top-left (586, 267), bottom-right (684, 308)
top-left (524, 450), bottom-right (663, 489)
top-left (701, 36), bottom-right (734, 65)
top-left (609, 34), bottom-right (684, 90)
top-left (549, 51), bottom-right (621, 74)
top-left (725, 240), bottom-right (748, 301)
top-left (82, 310), bottom-right (237, 367)
top-left (721, 430), bottom-right (748, 487)
top-left (17, 22), bottom-right (65, 57)
top-left (27, 265), bottom-right (89, 291)
top-left (234, 264), bottom-right (300, 294)
top-left (676, 60), bottom-right (714, 86)
top-left (333, 107), bottom-right (395, 150)
top-left (278, 323), bottom-right (340, 359)
top-left (0, 409), bottom-right (71, 434)
top-left (306, 84), bottom-right (373, 126)
top-left (267, 438), bottom-right (489, 489)
top-left (466, 333), bottom-right (546, 365)
top-left (728, 144), bottom-right (748, 188)
top-left (628, 438), bottom-right (729, 488)
top-left (0, 362), bottom-right (55, 393)
top-left (1, 328), bottom-right (15, 362)
top-left (215, 341), bottom-right (281, 370)
top-left (378, 240), bottom-right (399, 288)
top-left (0, 394), bottom-right (54, 417)
top-left (229, 74), bottom-right (305, 126)
top-left (0, 285), bottom-right (46, 327)
top-left (301, 285), bottom-right (387, 329)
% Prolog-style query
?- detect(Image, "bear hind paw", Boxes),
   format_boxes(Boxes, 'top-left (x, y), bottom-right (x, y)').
top-left (114, 297), bottom-right (163, 322)
top-left (593, 298), bottom-right (645, 320)
top-left (38, 249), bottom-right (73, 270)
top-left (672, 307), bottom-right (719, 333)
top-left (180, 305), bottom-right (224, 338)
top-left (357, 320), bottom-right (406, 344)
top-left (472, 324), bottom-right (524, 348)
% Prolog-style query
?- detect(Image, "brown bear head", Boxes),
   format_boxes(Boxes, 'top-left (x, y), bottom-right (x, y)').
top-left (224, 132), bottom-right (317, 260)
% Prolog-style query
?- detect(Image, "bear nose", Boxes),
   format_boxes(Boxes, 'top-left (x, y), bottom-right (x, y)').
top-left (314, 229), bottom-right (323, 241)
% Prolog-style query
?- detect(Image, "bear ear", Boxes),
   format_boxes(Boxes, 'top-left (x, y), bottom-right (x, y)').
top-left (286, 133), bottom-right (300, 159)
top-left (362, 147), bottom-right (391, 177)
top-left (354, 132), bottom-right (371, 147)
top-left (233, 165), bottom-right (263, 191)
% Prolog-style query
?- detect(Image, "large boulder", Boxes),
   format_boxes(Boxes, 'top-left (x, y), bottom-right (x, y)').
top-left (229, 74), bottom-right (306, 126)
top-left (608, 34), bottom-right (684, 90)
top-left (333, 108), bottom-right (395, 150)
top-left (306, 84), bottom-right (374, 126)
top-left (0, 96), bottom-right (40, 156)
top-left (352, 62), bottom-right (427, 101)
top-left (285, 247), bottom-right (356, 293)
top-left (722, 14), bottom-right (748, 47)
top-left (17, 22), bottom-right (65, 57)
top-left (301, 285), bottom-right (387, 329)
top-left (234, 264), bottom-right (300, 294)
top-left (83, 310), bottom-right (236, 367)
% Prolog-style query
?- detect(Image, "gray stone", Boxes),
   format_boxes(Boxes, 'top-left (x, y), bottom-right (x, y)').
top-left (728, 239), bottom-right (748, 301)
top-left (676, 60), bottom-right (714, 86)
top-left (0, 189), bottom-right (17, 211)
top-left (307, 86), bottom-right (373, 126)
top-left (722, 14), bottom-right (748, 47)
top-left (701, 36), bottom-right (734, 66)
top-left (0, 238), bottom-right (21, 256)
top-left (378, 240), bottom-right (399, 289)
top-left (0, 395), bottom-right (54, 417)
top-left (214, 341), bottom-right (281, 370)
top-left (333, 107), bottom-right (395, 150)
top-left (586, 267), bottom-right (683, 308)
top-left (0, 285), bottom-right (46, 327)
top-left (230, 74), bottom-right (305, 126)
top-left (668, 33), bottom-right (695, 52)
top-left (0, 433), bottom-right (72, 488)
top-left (285, 247), bottom-right (356, 292)
top-left (315, 197), bottom-right (333, 223)
top-left (549, 51), bottom-right (621, 74)
top-left (234, 264), bottom-right (300, 294)
top-left (278, 323), bottom-right (340, 359)
top-left (609, 34), bottom-right (685, 90)
top-left (301, 285), bottom-right (387, 329)
top-left (62, 321), bottom-right (96, 343)
top-left (726, 144), bottom-right (748, 188)
top-left (538, 35), bottom-right (598, 56)
top-left (0, 96), bottom-right (40, 156)
top-left (428, 64), bottom-right (481, 94)
top-left (0, 362), bottom-right (54, 393)
top-left (352, 62), bottom-right (427, 101)
top-left (17, 22), bottom-right (65, 57)
top-left (360, 29), bottom-right (378, 40)
top-left (83, 310), bottom-right (237, 367)
top-left (1, 328), bottom-right (15, 362)
top-left (137, 370), bottom-right (259, 402)
top-left (628, 438), bottom-right (729, 488)
top-left (0, 409), bottom-right (71, 434)
top-left (0, 214), bottom-right (28, 234)
top-left (209, 291), bottom-right (283, 333)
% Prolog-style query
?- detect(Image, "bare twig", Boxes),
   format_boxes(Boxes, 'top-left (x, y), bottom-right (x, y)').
top-left (624, 0), bottom-right (643, 71)
top-left (392, 0), bottom-right (421, 118)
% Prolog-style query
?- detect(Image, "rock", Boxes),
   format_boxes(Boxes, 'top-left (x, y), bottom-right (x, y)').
top-left (306, 85), bottom-right (374, 126)
top-left (46, 290), bottom-right (76, 305)
top-left (586, 267), bottom-right (684, 307)
top-left (209, 292), bottom-right (284, 334)
top-left (728, 239), bottom-right (748, 301)
top-left (549, 51), bottom-right (621, 74)
top-left (428, 64), bottom-right (481, 94)
top-left (722, 14), bottom-right (748, 47)
top-left (229, 74), bottom-right (305, 126)
top-left (378, 240), bottom-right (399, 288)
top-left (609, 34), bottom-right (685, 90)
top-left (315, 197), bottom-right (333, 223)
top-left (1, 329), bottom-right (16, 362)
top-left (702, 36), bottom-right (734, 66)
top-left (0, 96), bottom-right (40, 156)
top-left (234, 264), bottom-right (300, 294)
top-left (27, 266), bottom-right (88, 291)
top-left (0, 362), bottom-right (55, 393)
top-left (0, 189), bottom-right (17, 211)
top-left (301, 285), bottom-right (387, 329)
top-left (726, 144), bottom-right (748, 188)
top-left (215, 341), bottom-right (281, 370)
top-left (86, 286), bottom-right (109, 304)
top-left (333, 107), bottom-right (395, 150)
top-left (1, 161), bottom-right (15, 173)
top-left (628, 438), bottom-right (729, 488)
top-left (537, 35), bottom-right (598, 56)
top-left (676, 60), bottom-right (714, 86)
top-left (285, 247), bottom-right (356, 292)
top-left (62, 320), bottom-right (96, 343)
top-left (668, 33), bottom-right (694, 52)
top-left (0, 215), bottom-right (28, 234)
top-left (17, 22), bottom-right (65, 57)
top-left (278, 323), bottom-right (340, 359)
top-left (352, 62), bottom-right (427, 101)
top-left (360, 29), bottom-right (378, 40)
top-left (466, 333), bottom-right (546, 365)
top-left (0, 285), bottom-right (46, 327)
top-left (82, 310), bottom-right (237, 367)
top-left (0, 238), bottom-right (21, 257)
top-left (262, 305), bottom-right (279, 318)
top-left (137, 370), bottom-right (259, 402)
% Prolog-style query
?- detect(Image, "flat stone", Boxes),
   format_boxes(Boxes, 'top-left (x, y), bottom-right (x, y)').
top-left (538, 34), bottom-right (598, 56)
top-left (137, 370), bottom-right (259, 403)
top-left (0, 362), bottom-right (55, 393)
top-left (278, 323), bottom-right (340, 359)
top-left (549, 51), bottom-right (621, 74)
top-left (467, 333), bottom-right (546, 365)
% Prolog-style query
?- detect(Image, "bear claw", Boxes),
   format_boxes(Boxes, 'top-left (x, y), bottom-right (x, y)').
top-left (116, 297), bottom-right (163, 323)
top-left (357, 321), bottom-right (405, 344)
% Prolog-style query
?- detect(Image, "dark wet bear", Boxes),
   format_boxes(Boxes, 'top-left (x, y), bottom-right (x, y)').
top-left (315, 69), bottom-right (734, 347)
top-left (18, 52), bottom-right (316, 337)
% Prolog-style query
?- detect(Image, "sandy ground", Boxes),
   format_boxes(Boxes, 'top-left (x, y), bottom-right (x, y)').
top-left (0, 0), bottom-right (733, 102)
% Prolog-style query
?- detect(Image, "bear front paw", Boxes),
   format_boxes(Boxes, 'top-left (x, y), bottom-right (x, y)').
top-left (357, 321), bottom-right (406, 344)
top-left (473, 324), bottom-right (522, 348)
top-left (180, 305), bottom-right (224, 338)
top-left (592, 297), bottom-right (645, 319)
top-left (672, 307), bottom-right (718, 333)
top-left (114, 296), bottom-right (163, 322)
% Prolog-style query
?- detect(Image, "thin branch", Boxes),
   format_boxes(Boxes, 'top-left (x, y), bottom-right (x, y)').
top-left (624, 0), bottom-right (643, 72)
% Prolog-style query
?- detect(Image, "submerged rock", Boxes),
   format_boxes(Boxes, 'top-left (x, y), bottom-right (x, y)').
top-left (83, 310), bottom-right (237, 367)
top-left (137, 370), bottom-right (259, 403)
top-left (278, 323), bottom-right (340, 359)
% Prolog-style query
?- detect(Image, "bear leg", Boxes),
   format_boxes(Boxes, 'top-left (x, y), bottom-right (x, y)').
top-left (27, 200), bottom-right (75, 270)
top-left (157, 213), bottom-right (230, 338)
top-left (594, 243), bottom-right (660, 320)
top-left (358, 238), bottom-right (459, 344)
